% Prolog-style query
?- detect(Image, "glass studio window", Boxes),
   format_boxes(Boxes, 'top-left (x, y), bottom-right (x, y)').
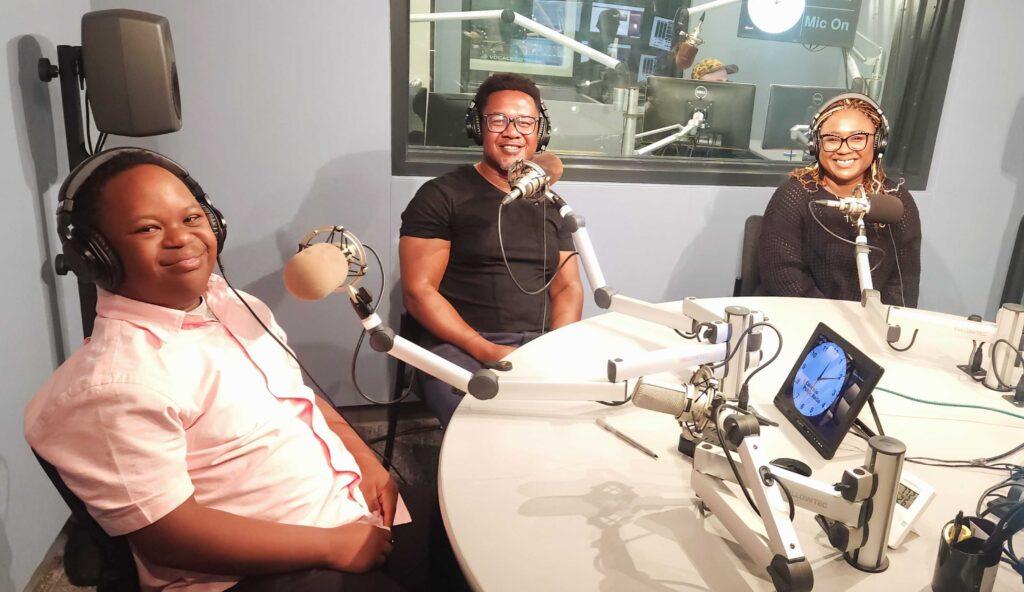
top-left (393, 0), bottom-right (965, 188)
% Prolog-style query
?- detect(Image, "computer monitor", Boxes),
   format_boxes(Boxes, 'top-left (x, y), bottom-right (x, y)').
top-left (468, 1), bottom-right (581, 78)
top-left (424, 92), bottom-right (474, 148)
top-left (762, 84), bottom-right (848, 150)
top-left (589, 2), bottom-right (644, 39)
top-left (643, 76), bottom-right (757, 151)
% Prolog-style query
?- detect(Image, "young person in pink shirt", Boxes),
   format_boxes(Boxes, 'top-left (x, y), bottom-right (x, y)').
top-left (25, 148), bottom-right (415, 591)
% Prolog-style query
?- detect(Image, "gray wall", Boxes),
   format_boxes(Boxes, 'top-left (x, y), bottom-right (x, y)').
top-left (88, 0), bottom-right (397, 408)
top-left (2, 1), bottom-right (91, 590)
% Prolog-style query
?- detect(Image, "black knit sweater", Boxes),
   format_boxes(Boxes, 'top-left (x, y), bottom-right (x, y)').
top-left (758, 177), bottom-right (921, 307)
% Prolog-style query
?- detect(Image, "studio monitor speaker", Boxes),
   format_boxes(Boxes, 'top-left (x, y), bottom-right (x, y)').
top-left (81, 9), bottom-right (181, 136)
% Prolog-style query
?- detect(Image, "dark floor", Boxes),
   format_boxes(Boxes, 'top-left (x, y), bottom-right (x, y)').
top-left (28, 402), bottom-right (457, 592)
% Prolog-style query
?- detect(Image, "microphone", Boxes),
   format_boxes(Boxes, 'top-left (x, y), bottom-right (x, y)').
top-left (814, 189), bottom-right (904, 224)
top-left (632, 377), bottom-right (712, 425)
top-left (674, 13), bottom-right (704, 70)
top-left (500, 152), bottom-right (563, 206)
top-left (283, 226), bottom-right (367, 301)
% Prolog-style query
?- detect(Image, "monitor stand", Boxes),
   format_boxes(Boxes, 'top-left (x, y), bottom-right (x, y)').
top-left (852, 395), bottom-right (886, 438)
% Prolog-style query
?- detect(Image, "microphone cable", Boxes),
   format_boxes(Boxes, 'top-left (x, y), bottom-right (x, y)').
top-left (216, 256), bottom-right (410, 483)
top-left (496, 199), bottom-right (580, 298)
top-left (347, 243), bottom-right (417, 407)
top-left (807, 200), bottom-right (887, 270)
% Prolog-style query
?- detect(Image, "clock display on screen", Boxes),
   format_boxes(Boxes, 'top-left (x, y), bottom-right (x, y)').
top-left (774, 323), bottom-right (884, 460)
top-left (792, 340), bottom-right (848, 418)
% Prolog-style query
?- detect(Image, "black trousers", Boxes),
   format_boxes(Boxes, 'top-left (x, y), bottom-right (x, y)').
top-left (227, 483), bottom-right (468, 592)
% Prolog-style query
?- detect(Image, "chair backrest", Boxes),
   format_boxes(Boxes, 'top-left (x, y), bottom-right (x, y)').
top-left (735, 215), bottom-right (764, 297)
top-left (33, 451), bottom-right (140, 592)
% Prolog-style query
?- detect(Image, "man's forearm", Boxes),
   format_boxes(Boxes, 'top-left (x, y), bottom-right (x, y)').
top-left (130, 498), bottom-right (332, 576)
top-left (405, 288), bottom-right (494, 358)
top-left (314, 397), bottom-right (376, 464)
top-left (548, 284), bottom-right (583, 330)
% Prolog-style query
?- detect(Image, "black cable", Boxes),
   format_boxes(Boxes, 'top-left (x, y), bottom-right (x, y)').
top-left (886, 328), bottom-right (919, 352)
top-left (736, 322), bottom-right (783, 400)
top-left (84, 89), bottom-right (94, 155)
top-left (887, 226), bottom-right (908, 308)
top-left (762, 469), bottom-right (796, 521)
top-left (712, 404), bottom-right (761, 517)
top-left (497, 200), bottom-right (580, 296)
top-left (366, 424), bottom-right (442, 445)
top-left (674, 328), bottom-right (698, 339)
top-left (905, 440), bottom-right (1024, 473)
top-left (711, 321), bottom-right (777, 371)
top-left (988, 338), bottom-right (1024, 391)
top-left (216, 257), bottom-right (408, 484)
top-left (807, 201), bottom-right (887, 271)
top-left (349, 244), bottom-right (414, 406)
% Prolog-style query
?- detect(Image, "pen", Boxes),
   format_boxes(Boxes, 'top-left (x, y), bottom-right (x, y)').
top-left (596, 417), bottom-right (659, 459)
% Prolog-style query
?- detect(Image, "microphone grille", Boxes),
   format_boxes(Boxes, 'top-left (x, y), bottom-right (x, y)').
top-left (632, 378), bottom-right (688, 417)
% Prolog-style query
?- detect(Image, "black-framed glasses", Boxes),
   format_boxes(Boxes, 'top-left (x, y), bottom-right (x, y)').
top-left (483, 113), bottom-right (538, 135)
top-left (819, 132), bottom-right (874, 152)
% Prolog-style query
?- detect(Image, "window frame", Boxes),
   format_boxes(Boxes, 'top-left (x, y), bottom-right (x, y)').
top-left (391, 0), bottom-right (965, 190)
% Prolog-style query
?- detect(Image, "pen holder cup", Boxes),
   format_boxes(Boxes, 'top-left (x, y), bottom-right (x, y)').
top-left (931, 517), bottom-right (999, 592)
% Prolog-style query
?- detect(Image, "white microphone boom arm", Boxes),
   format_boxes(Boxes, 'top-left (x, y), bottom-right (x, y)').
top-left (690, 413), bottom-right (906, 589)
top-left (851, 218), bottom-right (1024, 388)
top-left (345, 283), bottom-right (627, 402)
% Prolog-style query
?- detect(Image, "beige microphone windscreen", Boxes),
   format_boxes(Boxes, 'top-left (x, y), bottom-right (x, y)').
top-left (532, 152), bottom-right (564, 184)
top-left (675, 42), bottom-right (698, 70)
top-left (283, 243), bottom-right (349, 301)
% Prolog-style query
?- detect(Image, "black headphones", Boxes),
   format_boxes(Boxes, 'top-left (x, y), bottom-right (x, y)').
top-left (56, 147), bottom-right (227, 291)
top-left (465, 98), bottom-right (552, 152)
top-left (807, 92), bottom-right (890, 159)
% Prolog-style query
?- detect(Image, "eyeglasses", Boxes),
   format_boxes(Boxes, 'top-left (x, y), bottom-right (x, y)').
top-left (483, 113), bottom-right (539, 135)
top-left (819, 132), bottom-right (874, 153)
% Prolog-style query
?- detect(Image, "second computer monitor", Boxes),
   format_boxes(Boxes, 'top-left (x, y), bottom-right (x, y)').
top-left (643, 76), bottom-right (756, 151)
top-left (762, 84), bottom-right (848, 150)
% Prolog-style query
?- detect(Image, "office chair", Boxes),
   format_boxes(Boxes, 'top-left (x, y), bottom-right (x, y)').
top-left (33, 451), bottom-right (140, 592)
top-left (734, 214), bottom-right (764, 297)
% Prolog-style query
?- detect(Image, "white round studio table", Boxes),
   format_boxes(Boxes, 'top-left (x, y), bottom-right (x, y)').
top-left (437, 297), bottom-right (1024, 592)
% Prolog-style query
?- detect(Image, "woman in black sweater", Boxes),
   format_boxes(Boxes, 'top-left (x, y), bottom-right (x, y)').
top-left (758, 94), bottom-right (921, 307)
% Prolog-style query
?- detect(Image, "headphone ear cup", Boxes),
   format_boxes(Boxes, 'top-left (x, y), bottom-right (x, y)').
top-left (64, 227), bottom-right (122, 291)
top-left (808, 133), bottom-right (819, 157)
top-left (537, 102), bottom-right (552, 152)
top-left (465, 101), bottom-right (483, 145)
top-left (199, 201), bottom-right (227, 254)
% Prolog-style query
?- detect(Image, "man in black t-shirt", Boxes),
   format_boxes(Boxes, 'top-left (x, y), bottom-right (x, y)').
top-left (399, 73), bottom-right (584, 427)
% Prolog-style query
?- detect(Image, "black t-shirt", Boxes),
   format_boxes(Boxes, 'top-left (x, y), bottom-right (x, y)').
top-left (758, 177), bottom-right (922, 307)
top-left (400, 165), bottom-right (575, 334)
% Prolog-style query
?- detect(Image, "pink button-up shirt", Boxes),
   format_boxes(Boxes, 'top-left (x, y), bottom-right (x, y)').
top-left (25, 275), bottom-right (370, 591)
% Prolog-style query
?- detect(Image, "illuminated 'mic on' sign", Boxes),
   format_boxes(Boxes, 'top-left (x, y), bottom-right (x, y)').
top-left (737, 0), bottom-right (863, 49)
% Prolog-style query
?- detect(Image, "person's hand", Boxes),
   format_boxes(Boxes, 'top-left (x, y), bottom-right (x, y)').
top-left (474, 342), bottom-right (515, 364)
top-left (325, 521), bottom-right (393, 572)
top-left (354, 455), bottom-right (399, 527)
